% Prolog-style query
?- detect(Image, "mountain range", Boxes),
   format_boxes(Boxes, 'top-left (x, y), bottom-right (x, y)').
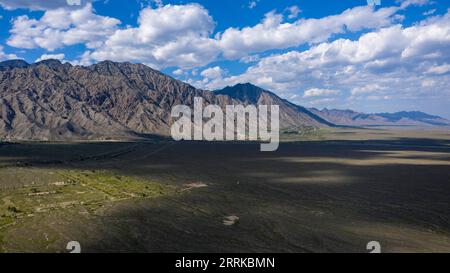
top-left (0, 59), bottom-right (448, 141)
top-left (309, 108), bottom-right (450, 127)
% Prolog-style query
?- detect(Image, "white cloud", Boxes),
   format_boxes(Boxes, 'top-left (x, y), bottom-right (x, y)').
top-left (425, 63), bottom-right (450, 75)
top-left (248, 1), bottom-right (259, 9)
top-left (85, 4), bottom-right (220, 69)
top-left (200, 66), bottom-right (225, 79)
top-left (304, 88), bottom-right (340, 98)
top-left (423, 9), bottom-right (436, 16)
top-left (172, 68), bottom-right (184, 76)
top-left (35, 53), bottom-right (65, 62)
top-left (5, 1), bottom-right (446, 79)
top-left (66, 50), bottom-right (92, 66)
top-left (307, 98), bottom-right (336, 106)
top-left (351, 84), bottom-right (385, 95)
top-left (397, 0), bottom-right (431, 9)
top-left (287, 6), bottom-right (301, 20)
top-left (218, 5), bottom-right (400, 59)
top-left (0, 0), bottom-right (89, 10)
top-left (67, 0), bottom-right (81, 6)
top-left (240, 54), bottom-right (260, 64)
top-left (0, 45), bottom-right (18, 61)
top-left (421, 79), bottom-right (436, 87)
top-left (4, 3), bottom-right (409, 69)
top-left (198, 10), bottom-right (450, 104)
top-left (7, 3), bottom-right (120, 51)
top-left (151, 0), bottom-right (163, 8)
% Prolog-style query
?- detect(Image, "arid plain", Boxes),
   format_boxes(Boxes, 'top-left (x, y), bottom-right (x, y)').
top-left (1, 128), bottom-right (449, 253)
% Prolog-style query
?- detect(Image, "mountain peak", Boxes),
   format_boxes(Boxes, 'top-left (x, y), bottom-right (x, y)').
top-left (89, 60), bottom-right (163, 77)
top-left (31, 59), bottom-right (75, 72)
top-left (94, 60), bottom-right (145, 69)
top-left (235, 82), bottom-right (259, 88)
top-left (96, 60), bottom-right (124, 66)
top-left (89, 60), bottom-right (131, 76)
top-left (33, 59), bottom-right (68, 68)
top-left (215, 82), bottom-right (272, 104)
top-left (233, 82), bottom-right (264, 91)
top-left (35, 59), bottom-right (62, 65)
top-left (0, 59), bottom-right (30, 71)
top-left (215, 82), bottom-right (335, 128)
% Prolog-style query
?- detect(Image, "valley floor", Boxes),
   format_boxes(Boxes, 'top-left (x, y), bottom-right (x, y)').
top-left (0, 128), bottom-right (450, 252)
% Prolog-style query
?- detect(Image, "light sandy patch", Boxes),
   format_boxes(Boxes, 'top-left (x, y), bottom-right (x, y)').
top-left (52, 181), bottom-right (70, 186)
top-left (223, 215), bottom-right (239, 226)
top-left (184, 182), bottom-right (208, 189)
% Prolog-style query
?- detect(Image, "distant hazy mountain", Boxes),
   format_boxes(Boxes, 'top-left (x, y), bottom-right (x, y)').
top-left (0, 60), bottom-right (331, 141)
top-left (310, 108), bottom-right (450, 127)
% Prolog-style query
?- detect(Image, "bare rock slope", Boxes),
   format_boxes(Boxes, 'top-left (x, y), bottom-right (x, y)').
top-left (0, 60), bottom-right (330, 141)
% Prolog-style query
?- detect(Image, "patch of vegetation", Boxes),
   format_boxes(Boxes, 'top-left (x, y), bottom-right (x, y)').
top-left (281, 126), bottom-right (324, 140)
top-left (0, 170), bottom-right (175, 248)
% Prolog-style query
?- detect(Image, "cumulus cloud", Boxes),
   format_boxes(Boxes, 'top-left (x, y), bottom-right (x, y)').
top-left (198, 10), bottom-right (450, 105)
top-left (84, 4), bottom-right (220, 69)
top-left (0, 45), bottom-right (18, 61)
top-left (218, 5), bottom-right (400, 59)
top-left (287, 6), bottom-right (301, 19)
top-left (0, 0), bottom-right (88, 10)
top-left (248, 1), bottom-right (259, 9)
top-left (397, 0), bottom-right (432, 9)
top-left (351, 84), bottom-right (386, 95)
top-left (150, 0), bottom-right (164, 8)
top-left (200, 66), bottom-right (225, 79)
top-left (240, 54), bottom-right (260, 64)
top-left (35, 53), bottom-right (66, 62)
top-left (172, 68), bottom-right (185, 76)
top-left (423, 9), bottom-right (436, 16)
top-left (7, 3), bottom-right (120, 51)
top-left (304, 88), bottom-right (340, 98)
top-left (4, 1), bottom-right (446, 78)
top-left (5, 3), bottom-right (408, 69)
top-left (425, 63), bottom-right (450, 75)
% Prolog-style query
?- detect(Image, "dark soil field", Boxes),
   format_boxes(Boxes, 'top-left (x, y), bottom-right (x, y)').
top-left (1, 128), bottom-right (449, 253)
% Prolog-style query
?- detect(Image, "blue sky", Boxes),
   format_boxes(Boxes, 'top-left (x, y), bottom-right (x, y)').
top-left (1, 0), bottom-right (450, 118)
